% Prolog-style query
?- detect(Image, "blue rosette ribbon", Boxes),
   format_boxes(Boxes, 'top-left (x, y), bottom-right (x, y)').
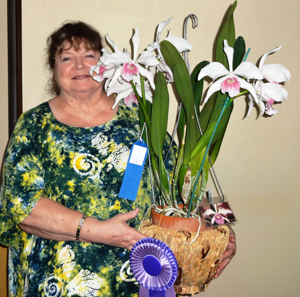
top-left (130, 238), bottom-right (178, 297)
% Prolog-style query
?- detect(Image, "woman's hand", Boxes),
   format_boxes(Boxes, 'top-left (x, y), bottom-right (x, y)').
top-left (96, 208), bottom-right (146, 250)
top-left (214, 227), bottom-right (236, 279)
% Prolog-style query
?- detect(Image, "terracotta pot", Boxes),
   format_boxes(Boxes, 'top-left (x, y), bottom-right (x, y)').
top-left (151, 204), bottom-right (212, 232)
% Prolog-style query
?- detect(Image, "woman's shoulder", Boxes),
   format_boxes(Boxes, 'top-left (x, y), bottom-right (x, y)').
top-left (20, 101), bottom-right (51, 119)
top-left (17, 102), bottom-right (52, 126)
top-left (12, 102), bottom-right (52, 136)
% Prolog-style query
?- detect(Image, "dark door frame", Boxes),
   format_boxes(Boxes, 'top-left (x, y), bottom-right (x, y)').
top-left (7, 0), bottom-right (22, 135)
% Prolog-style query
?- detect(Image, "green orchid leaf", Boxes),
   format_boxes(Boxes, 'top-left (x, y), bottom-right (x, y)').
top-left (209, 98), bottom-right (233, 143)
top-left (198, 93), bottom-right (215, 134)
top-left (233, 36), bottom-right (246, 70)
top-left (191, 60), bottom-right (210, 118)
top-left (159, 156), bottom-right (170, 196)
top-left (151, 71), bottom-right (169, 158)
top-left (178, 106), bottom-right (186, 143)
top-left (173, 63), bottom-right (199, 155)
top-left (208, 98), bottom-right (233, 164)
top-left (173, 142), bottom-right (184, 202)
top-left (190, 121), bottom-right (217, 161)
top-left (160, 40), bottom-right (199, 165)
top-left (209, 135), bottom-right (224, 165)
top-left (215, 0), bottom-right (237, 68)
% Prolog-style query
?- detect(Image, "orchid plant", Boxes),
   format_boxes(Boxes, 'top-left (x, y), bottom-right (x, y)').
top-left (90, 1), bottom-right (291, 218)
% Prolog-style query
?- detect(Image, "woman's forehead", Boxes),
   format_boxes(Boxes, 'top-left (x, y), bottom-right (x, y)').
top-left (57, 40), bottom-right (96, 56)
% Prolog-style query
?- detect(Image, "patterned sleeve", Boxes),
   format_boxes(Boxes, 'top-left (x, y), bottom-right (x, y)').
top-left (0, 112), bottom-right (44, 246)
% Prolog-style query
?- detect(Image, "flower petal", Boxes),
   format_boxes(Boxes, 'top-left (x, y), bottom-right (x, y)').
top-left (107, 67), bottom-right (122, 89)
top-left (198, 62), bottom-right (229, 81)
top-left (265, 99), bottom-right (278, 116)
top-left (137, 65), bottom-right (155, 89)
top-left (239, 78), bottom-right (261, 105)
top-left (261, 64), bottom-right (291, 83)
top-left (124, 92), bottom-right (139, 107)
top-left (132, 28), bottom-right (140, 61)
top-left (156, 18), bottom-right (172, 43)
top-left (246, 94), bottom-right (255, 117)
top-left (259, 45), bottom-right (282, 69)
top-left (101, 51), bottom-right (131, 66)
top-left (137, 51), bottom-right (159, 66)
top-left (106, 79), bottom-right (130, 96)
top-left (112, 87), bottom-right (134, 109)
top-left (203, 77), bottom-right (223, 103)
top-left (105, 34), bottom-right (119, 52)
top-left (223, 40), bottom-right (234, 72)
top-left (164, 35), bottom-right (193, 52)
top-left (121, 63), bottom-right (139, 81)
top-left (203, 209), bottom-right (216, 217)
top-left (102, 68), bottom-right (115, 78)
top-left (221, 76), bottom-right (241, 97)
top-left (234, 62), bottom-right (263, 80)
top-left (263, 83), bottom-right (288, 102)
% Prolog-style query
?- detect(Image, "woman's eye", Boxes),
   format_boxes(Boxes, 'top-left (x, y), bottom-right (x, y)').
top-left (87, 54), bottom-right (95, 58)
top-left (62, 57), bottom-right (70, 62)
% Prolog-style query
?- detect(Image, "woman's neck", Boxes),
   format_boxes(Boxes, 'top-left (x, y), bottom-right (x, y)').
top-left (49, 91), bottom-right (118, 128)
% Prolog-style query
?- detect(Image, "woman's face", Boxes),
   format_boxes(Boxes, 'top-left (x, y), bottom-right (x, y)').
top-left (54, 42), bottom-right (101, 96)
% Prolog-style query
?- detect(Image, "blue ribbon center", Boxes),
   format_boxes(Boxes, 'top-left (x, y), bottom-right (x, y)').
top-left (143, 255), bottom-right (162, 276)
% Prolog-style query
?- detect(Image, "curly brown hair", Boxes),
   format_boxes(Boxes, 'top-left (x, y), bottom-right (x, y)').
top-left (47, 21), bottom-right (103, 95)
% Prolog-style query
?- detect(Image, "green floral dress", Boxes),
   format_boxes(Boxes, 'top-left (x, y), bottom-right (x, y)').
top-left (0, 101), bottom-right (176, 297)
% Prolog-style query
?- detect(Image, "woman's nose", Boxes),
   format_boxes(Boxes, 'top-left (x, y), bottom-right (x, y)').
top-left (74, 58), bottom-right (85, 70)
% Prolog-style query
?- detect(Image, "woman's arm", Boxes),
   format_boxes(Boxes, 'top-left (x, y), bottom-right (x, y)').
top-left (18, 197), bottom-right (145, 250)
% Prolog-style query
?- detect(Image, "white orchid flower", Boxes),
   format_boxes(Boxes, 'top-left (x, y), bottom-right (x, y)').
top-left (198, 40), bottom-right (263, 106)
top-left (101, 28), bottom-right (159, 90)
top-left (203, 204), bottom-right (232, 225)
top-left (147, 18), bottom-right (193, 81)
top-left (106, 75), bottom-right (153, 109)
top-left (248, 45), bottom-right (291, 116)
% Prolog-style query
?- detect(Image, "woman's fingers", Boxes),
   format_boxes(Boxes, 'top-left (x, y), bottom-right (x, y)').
top-left (99, 208), bottom-right (146, 250)
top-left (119, 208), bottom-right (140, 223)
top-left (214, 228), bottom-right (236, 279)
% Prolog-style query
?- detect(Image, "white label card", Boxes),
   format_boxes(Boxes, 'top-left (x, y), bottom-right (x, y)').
top-left (129, 145), bottom-right (147, 166)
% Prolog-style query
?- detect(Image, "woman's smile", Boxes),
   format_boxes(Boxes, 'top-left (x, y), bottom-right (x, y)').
top-left (55, 42), bottom-right (101, 95)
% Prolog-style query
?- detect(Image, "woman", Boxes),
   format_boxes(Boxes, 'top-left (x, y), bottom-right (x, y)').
top-left (0, 22), bottom-right (235, 296)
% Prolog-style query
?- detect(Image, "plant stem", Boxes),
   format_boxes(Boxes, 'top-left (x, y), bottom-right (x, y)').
top-left (187, 97), bottom-right (232, 217)
top-left (140, 76), bottom-right (146, 105)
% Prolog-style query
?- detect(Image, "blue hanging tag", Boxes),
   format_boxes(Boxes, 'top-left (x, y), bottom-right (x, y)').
top-left (119, 139), bottom-right (148, 201)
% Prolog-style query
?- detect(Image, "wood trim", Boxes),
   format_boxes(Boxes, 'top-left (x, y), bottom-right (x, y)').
top-left (7, 0), bottom-right (22, 135)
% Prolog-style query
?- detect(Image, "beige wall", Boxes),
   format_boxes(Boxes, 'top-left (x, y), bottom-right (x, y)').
top-left (1, 0), bottom-right (300, 296)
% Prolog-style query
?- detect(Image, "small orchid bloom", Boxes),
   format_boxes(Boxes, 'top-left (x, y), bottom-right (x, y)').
top-left (147, 18), bottom-right (193, 81)
top-left (102, 29), bottom-right (159, 90)
top-left (198, 40), bottom-right (263, 105)
top-left (248, 45), bottom-right (291, 116)
top-left (203, 204), bottom-right (232, 225)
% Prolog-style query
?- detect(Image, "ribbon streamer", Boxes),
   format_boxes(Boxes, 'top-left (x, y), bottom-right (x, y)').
top-left (130, 238), bottom-right (178, 297)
